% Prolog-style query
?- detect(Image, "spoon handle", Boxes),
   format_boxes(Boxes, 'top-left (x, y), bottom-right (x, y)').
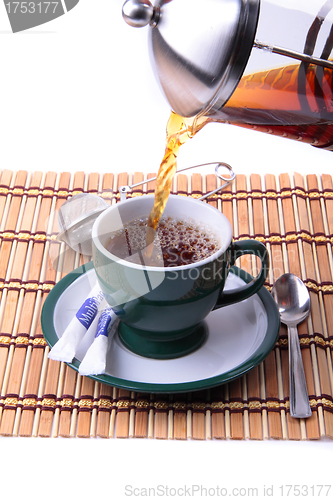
top-left (288, 325), bottom-right (312, 418)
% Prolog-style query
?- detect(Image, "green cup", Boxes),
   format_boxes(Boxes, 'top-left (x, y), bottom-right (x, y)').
top-left (92, 195), bottom-right (269, 359)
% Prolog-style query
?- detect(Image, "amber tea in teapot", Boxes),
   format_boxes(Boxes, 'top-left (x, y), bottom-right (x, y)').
top-left (216, 61), bottom-right (333, 149)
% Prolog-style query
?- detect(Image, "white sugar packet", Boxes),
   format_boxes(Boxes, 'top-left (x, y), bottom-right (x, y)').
top-left (79, 308), bottom-right (119, 376)
top-left (48, 283), bottom-right (106, 363)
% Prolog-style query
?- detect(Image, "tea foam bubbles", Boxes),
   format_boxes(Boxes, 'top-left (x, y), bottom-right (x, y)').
top-left (106, 215), bottom-right (220, 267)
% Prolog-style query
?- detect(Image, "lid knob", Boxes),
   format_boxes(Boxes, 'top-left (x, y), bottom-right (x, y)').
top-left (122, 0), bottom-right (156, 28)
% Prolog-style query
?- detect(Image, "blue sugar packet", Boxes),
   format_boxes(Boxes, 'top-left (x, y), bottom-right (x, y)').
top-left (76, 289), bottom-right (104, 328)
top-left (48, 284), bottom-right (106, 363)
top-left (79, 308), bottom-right (119, 376)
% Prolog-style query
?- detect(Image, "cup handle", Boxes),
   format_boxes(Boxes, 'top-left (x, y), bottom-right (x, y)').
top-left (214, 240), bottom-right (269, 309)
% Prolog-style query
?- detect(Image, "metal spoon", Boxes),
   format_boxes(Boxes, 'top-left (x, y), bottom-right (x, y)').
top-left (271, 273), bottom-right (312, 418)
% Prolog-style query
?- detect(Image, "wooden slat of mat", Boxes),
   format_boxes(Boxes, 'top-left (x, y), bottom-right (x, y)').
top-left (19, 172), bottom-right (71, 436)
top-left (132, 171), bottom-right (145, 196)
top-left (133, 392), bottom-right (150, 439)
top-left (277, 173), bottom-right (303, 439)
top-left (100, 172), bottom-right (115, 205)
top-left (190, 174), bottom-right (210, 441)
top-left (292, 173), bottom-right (326, 438)
top-left (276, 174), bottom-right (303, 440)
top-left (215, 173), bottom-right (235, 441)
top-left (321, 174), bottom-right (333, 399)
top-left (38, 172), bottom-right (85, 437)
top-left (264, 174), bottom-right (284, 439)
top-left (157, 174), bottom-right (193, 440)
top-left (228, 175), bottom-right (249, 440)
top-left (129, 392), bottom-right (137, 439)
top-left (94, 173), bottom-right (117, 438)
top-left (109, 174), bottom-right (134, 440)
top-left (203, 175), bottom-right (216, 441)
top-left (210, 385), bottom-right (226, 439)
top-left (94, 174), bottom-right (116, 438)
top-left (187, 173), bottom-right (216, 440)
top-left (294, 174), bottom-right (324, 439)
top-left (0, 171), bottom-right (14, 251)
top-left (153, 396), bottom-right (170, 440)
top-left (96, 384), bottom-right (114, 438)
top-left (0, 170), bottom-right (13, 218)
top-left (36, 173), bottom-right (75, 437)
top-left (248, 174), bottom-right (267, 440)
top-left (56, 173), bottom-right (88, 438)
top-left (242, 174), bottom-right (265, 440)
top-left (193, 390), bottom-right (211, 440)
top-left (76, 375), bottom-right (95, 438)
top-left (191, 173), bottom-right (203, 198)
top-left (154, 407), bottom-right (170, 440)
top-left (136, 173), bottom-right (191, 441)
top-left (74, 173), bottom-right (102, 438)
top-left (208, 170), bottom-right (233, 440)
top-left (253, 173), bottom-right (272, 439)
top-left (115, 389), bottom-right (131, 438)
top-left (147, 172), bottom-right (157, 196)
top-left (56, 365), bottom-right (77, 438)
top-left (273, 173), bottom-right (297, 439)
top-left (117, 172), bottom-right (129, 200)
top-left (172, 394), bottom-right (188, 440)
top-left (304, 174), bottom-right (333, 438)
top-left (206, 173), bottom-right (218, 210)
top-left (0, 169), bottom-right (14, 307)
top-left (279, 174), bottom-right (319, 440)
top-left (168, 174), bottom-right (193, 440)
top-left (266, 173), bottom-right (294, 440)
top-left (117, 175), bottom-right (143, 419)
top-left (240, 174), bottom-right (267, 439)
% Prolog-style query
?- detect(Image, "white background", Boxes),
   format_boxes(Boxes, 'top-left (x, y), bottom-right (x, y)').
top-left (0, 1), bottom-right (332, 499)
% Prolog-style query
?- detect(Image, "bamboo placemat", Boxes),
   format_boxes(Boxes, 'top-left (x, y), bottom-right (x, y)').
top-left (0, 169), bottom-right (332, 440)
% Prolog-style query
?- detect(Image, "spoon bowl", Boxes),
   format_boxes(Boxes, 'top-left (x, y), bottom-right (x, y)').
top-left (271, 273), bottom-right (312, 419)
top-left (271, 274), bottom-right (311, 325)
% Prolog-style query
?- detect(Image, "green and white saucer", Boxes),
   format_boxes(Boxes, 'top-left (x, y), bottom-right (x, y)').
top-left (41, 262), bottom-right (280, 393)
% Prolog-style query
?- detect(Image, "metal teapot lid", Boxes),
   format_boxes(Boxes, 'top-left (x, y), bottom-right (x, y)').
top-left (122, 0), bottom-right (260, 117)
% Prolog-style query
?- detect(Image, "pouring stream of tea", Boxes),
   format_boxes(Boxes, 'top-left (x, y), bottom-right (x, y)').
top-left (146, 111), bottom-right (209, 245)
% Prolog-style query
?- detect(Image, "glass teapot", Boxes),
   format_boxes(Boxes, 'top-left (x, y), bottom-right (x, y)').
top-left (122, 0), bottom-right (333, 150)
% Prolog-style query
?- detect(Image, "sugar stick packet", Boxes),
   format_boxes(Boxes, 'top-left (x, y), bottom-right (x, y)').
top-left (48, 284), bottom-right (106, 363)
top-left (78, 308), bottom-right (119, 376)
